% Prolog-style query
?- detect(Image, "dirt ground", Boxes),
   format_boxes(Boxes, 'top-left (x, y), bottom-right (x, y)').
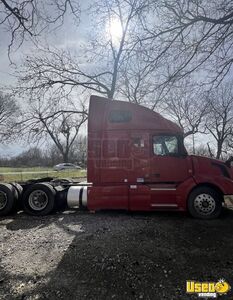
top-left (0, 208), bottom-right (233, 300)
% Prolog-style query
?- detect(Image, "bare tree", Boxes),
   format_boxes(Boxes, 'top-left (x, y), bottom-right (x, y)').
top-left (15, 0), bottom-right (233, 108)
top-left (18, 96), bottom-right (87, 162)
top-left (0, 91), bottom-right (18, 141)
top-left (0, 0), bottom-right (80, 56)
top-left (69, 135), bottom-right (87, 167)
top-left (14, 0), bottom-right (150, 101)
top-left (118, 52), bottom-right (162, 107)
top-left (139, 0), bottom-right (233, 90)
top-left (205, 83), bottom-right (233, 159)
top-left (161, 79), bottom-right (209, 138)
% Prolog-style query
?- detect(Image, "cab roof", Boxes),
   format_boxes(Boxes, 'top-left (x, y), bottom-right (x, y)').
top-left (88, 95), bottom-right (183, 134)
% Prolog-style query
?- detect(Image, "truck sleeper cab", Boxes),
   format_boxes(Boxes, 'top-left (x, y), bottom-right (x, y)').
top-left (0, 95), bottom-right (233, 219)
top-left (70, 95), bottom-right (233, 219)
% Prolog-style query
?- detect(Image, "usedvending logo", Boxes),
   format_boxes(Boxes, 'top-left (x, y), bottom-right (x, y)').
top-left (186, 279), bottom-right (231, 298)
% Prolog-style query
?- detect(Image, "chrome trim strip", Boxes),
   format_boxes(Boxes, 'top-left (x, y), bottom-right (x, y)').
top-left (150, 188), bottom-right (176, 191)
top-left (151, 203), bottom-right (178, 207)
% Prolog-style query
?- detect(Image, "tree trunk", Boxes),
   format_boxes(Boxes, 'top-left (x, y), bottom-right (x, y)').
top-left (62, 152), bottom-right (69, 163)
top-left (216, 141), bottom-right (223, 159)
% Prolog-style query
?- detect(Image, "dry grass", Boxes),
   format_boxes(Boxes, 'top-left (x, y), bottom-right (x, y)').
top-left (0, 167), bottom-right (87, 182)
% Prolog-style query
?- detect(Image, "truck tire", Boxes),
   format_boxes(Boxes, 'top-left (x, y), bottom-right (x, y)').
top-left (11, 183), bottom-right (23, 197)
top-left (22, 183), bottom-right (55, 216)
top-left (0, 183), bottom-right (17, 216)
top-left (11, 183), bottom-right (23, 211)
top-left (188, 186), bottom-right (222, 219)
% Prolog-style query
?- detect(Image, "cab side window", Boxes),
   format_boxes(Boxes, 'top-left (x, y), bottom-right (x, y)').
top-left (109, 110), bottom-right (132, 123)
top-left (153, 136), bottom-right (178, 156)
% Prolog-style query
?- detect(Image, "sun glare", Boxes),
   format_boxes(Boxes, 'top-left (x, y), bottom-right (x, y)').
top-left (107, 18), bottom-right (123, 46)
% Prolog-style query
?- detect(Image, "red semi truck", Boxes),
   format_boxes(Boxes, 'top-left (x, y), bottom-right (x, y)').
top-left (0, 95), bottom-right (233, 219)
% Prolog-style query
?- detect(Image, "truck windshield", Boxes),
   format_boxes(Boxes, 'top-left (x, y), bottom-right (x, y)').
top-left (153, 135), bottom-right (178, 156)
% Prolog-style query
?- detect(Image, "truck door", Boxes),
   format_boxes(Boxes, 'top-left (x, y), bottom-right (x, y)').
top-left (149, 134), bottom-right (191, 208)
top-left (128, 133), bottom-right (151, 211)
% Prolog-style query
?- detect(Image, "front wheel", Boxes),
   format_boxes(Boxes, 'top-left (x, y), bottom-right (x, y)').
top-left (188, 187), bottom-right (222, 219)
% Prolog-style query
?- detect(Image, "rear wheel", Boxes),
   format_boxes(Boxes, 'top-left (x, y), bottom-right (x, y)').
top-left (188, 186), bottom-right (222, 219)
top-left (11, 183), bottom-right (23, 211)
top-left (11, 183), bottom-right (23, 198)
top-left (0, 183), bottom-right (17, 216)
top-left (22, 183), bottom-right (55, 216)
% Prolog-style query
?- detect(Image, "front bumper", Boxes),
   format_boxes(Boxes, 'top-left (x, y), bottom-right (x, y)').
top-left (224, 195), bottom-right (233, 208)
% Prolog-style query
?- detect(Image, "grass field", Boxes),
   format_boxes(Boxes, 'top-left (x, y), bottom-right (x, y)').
top-left (0, 167), bottom-right (87, 182)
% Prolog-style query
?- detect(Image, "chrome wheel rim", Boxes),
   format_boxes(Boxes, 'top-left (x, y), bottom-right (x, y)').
top-left (28, 190), bottom-right (48, 211)
top-left (194, 193), bottom-right (216, 215)
top-left (0, 191), bottom-right (7, 210)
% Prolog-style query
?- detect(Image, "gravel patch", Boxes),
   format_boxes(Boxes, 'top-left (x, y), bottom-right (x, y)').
top-left (0, 209), bottom-right (233, 300)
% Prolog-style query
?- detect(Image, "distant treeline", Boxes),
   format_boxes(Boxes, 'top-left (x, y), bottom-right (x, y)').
top-left (0, 140), bottom-right (87, 168)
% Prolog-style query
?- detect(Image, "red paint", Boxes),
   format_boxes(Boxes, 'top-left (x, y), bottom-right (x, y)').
top-left (87, 95), bottom-right (233, 211)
